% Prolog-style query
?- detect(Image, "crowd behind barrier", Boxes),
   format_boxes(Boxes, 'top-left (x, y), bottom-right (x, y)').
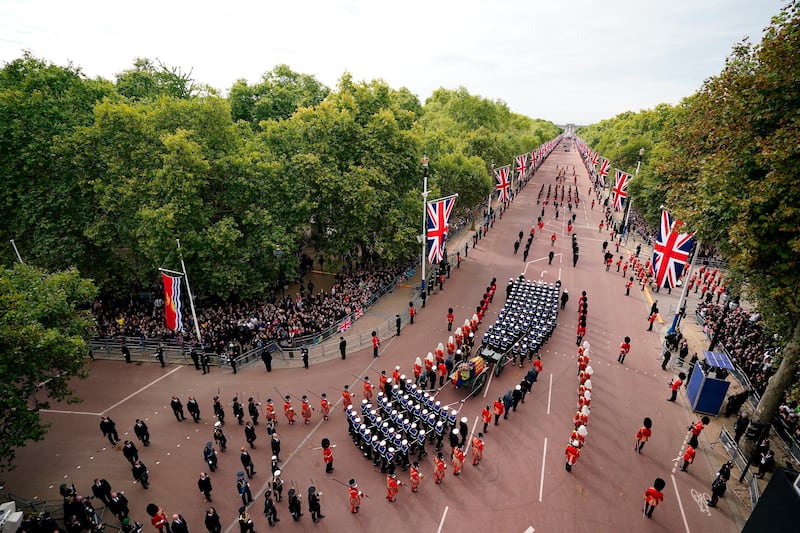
top-left (695, 302), bottom-right (799, 446)
top-left (92, 261), bottom-right (413, 354)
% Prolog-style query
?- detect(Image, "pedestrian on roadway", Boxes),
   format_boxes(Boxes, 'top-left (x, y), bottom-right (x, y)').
top-left (245, 422), bottom-right (257, 448)
top-left (204, 507), bottom-right (221, 533)
top-left (187, 396), bottom-right (201, 423)
top-left (339, 336), bottom-right (346, 360)
top-left (198, 472), bottom-right (213, 502)
top-left (100, 416), bottom-right (121, 445)
top-left (171, 396), bottom-right (186, 422)
top-left (240, 448), bottom-right (255, 478)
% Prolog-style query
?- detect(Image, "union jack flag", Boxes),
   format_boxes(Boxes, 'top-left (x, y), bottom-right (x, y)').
top-left (652, 210), bottom-right (695, 289)
top-left (590, 152), bottom-right (599, 169)
top-left (598, 158), bottom-right (610, 187)
top-left (426, 195), bottom-right (457, 264)
top-left (494, 165), bottom-right (511, 203)
top-left (355, 307), bottom-right (364, 318)
top-left (338, 318), bottom-right (352, 332)
top-left (515, 154), bottom-right (529, 180)
top-left (612, 169), bottom-right (631, 211)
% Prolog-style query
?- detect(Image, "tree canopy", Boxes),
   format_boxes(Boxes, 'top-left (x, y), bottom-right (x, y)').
top-left (0, 264), bottom-right (96, 471)
top-left (0, 56), bottom-right (560, 301)
top-left (579, 1), bottom-right (800, 423)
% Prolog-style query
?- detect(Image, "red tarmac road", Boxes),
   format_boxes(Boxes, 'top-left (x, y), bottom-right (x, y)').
top-left (7, 144), bottom-right (740, 533)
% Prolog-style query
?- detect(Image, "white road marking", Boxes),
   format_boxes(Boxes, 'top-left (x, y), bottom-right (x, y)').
top-left (671, 473), bottom-right (692, 533)
top-left (547, 373), bottom-right (553, 415)
top-left (437, 506), bottom-right (449, 533)
top-left (101, 366), bottom-right (183, 415)
top-left (690, 488), bottom-right (711, 517)
top-left (482, 369), bottom-right (494, 398)
top-left (40, 409), bottom-right (101, 416)
top-left (539, 437), bottom-right (547, 502)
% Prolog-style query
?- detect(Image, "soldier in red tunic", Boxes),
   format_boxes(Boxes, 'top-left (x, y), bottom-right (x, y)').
top-left (643, 478), bottom-right (666, 518)
top-left (452, 446), bottom-right (465, 475)
top-left (409, 462), bottom-right (423, 492)
top-left (321, 438), bottom-right (334, 473)
top-left (301, 396), bottom-right (313, 425)
top-left (362, 377), bottom-right (373, 402)
top-left (283, 396), bottom-right (295, 425)
top-left (618, 336), bottom-right (631, 364)
top-left (386, 473), bottom-right (402, 502)
top-left (471, 434), bottom-right (484, 465)
top-left (319, 394), bottom-right (330, 421)
top-left (348, 479), bottom-right (363, 513)
top-left (635, 417), bottom-right (653, 454)
top-left (565, 440), bottom-right (581, 472)
top-left (434, 452), bottom-right (446, 484)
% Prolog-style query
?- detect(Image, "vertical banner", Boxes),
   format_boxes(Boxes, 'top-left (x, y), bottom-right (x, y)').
top-left (494, 165), bottom-right (511, 203)
top-left (612, 169), bottom-right (631, 211)
top-left (426, 195), bottom-right (457, 264)
top-left (161, 272), bottom-right (184, 331)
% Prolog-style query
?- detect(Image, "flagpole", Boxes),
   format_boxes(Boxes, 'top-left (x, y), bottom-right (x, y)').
top-left (421, 156), bottom-right (429, 307)
top-left (176, 238), bottom-right (203, 344)
top-left (623, 197), bottom-right (633, 243)
top-left (9, 239), bottom-right (24, 264)
top-left (668, 238), bottom-right (701, 334)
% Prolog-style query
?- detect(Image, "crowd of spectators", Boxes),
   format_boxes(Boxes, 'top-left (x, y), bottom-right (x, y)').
top-left (93, 262), bottom-right (409, 355)
top-left (696, 301), bottom-right (799, 442)
top-left (625, 208), bottom-right (655, 245)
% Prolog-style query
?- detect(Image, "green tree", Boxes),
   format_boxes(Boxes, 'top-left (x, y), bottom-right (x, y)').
top-left (658, 2), bottom-right (800, 448)
top-left (115, 57), bottom-right (197, 100)
top-left (0, 53), bottom-right (114, 271)
top-left (0, 264), bottom-right (96, 470)
top-left (229, 64), bottom-right (330, 125)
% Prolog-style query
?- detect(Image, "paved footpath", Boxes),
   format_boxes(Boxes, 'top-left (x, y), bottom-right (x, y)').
top-left (7, 142), bottom-right (744, 533)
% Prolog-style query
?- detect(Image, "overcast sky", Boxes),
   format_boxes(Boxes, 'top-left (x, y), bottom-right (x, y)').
top-left (0, 0), bottom-right (783, 124)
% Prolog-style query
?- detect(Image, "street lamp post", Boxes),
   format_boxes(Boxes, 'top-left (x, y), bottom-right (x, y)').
top-left (421, 155), bottom-right (429, 307)
top-left (636, 147), bottom-right (645, 175)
